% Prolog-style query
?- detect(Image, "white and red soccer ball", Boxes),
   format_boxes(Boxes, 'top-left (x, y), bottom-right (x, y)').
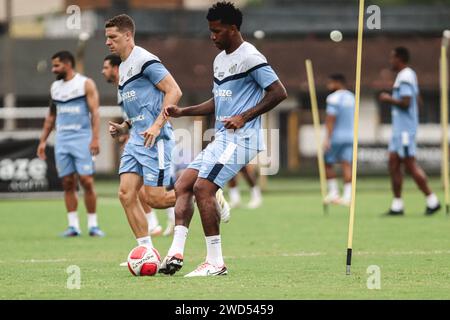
top-left (127, 246), bottom-right (161, 276)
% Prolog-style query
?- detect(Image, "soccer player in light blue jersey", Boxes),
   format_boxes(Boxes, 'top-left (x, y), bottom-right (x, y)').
top-left (161, 2), bottom-right (287, 277)
top-left (379, 47), bottom-right (440, 216)
top-left (37, 51), bottom-right (105, 237)
top-left (104, 14), bottom-right (181, 257)
top-left (323, 74), bottom-right (355, 206)
top-left (102, 54), bottom-right (170, 239)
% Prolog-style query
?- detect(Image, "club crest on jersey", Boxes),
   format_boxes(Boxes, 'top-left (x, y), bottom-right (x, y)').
top-left (229, 64), bottom-right (237, 74)
top-left (127, 67), bottom-right (133, 77)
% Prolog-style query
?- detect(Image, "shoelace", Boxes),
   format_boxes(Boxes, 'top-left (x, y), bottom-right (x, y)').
top-left (195, 262), bottom-right (210, 272)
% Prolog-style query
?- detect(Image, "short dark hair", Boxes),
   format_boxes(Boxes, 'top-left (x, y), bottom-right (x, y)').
top-left (105, 14), bottom-right (135, 36)
top-left (207, 1), bottom-right (243, 30)
top-left (329, 73), bottom-right (346, 84)
top-left (104, 54), bottom-right (121, 67)
top-left (393, 46), bottom-right (410, 63)
top-left (51, 51), bottom-right (75, 68)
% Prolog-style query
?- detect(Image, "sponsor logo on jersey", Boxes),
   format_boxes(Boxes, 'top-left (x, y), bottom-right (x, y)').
top-left (216, 115), bottom-right (231, 122)
top-left (121, 90), bottom-right (137, 103)
top-left (56, 124), bottom-right (82, 131)
top-left (214, 89), bottom-right (233, 101)
top-left (58, 105), bottom-right (81, 114)
top-left (129, 114), bottom-right (145, 124)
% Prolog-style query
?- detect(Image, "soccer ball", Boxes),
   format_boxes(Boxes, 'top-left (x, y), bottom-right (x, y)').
top-left (127, 246), bottom-right (161, 276)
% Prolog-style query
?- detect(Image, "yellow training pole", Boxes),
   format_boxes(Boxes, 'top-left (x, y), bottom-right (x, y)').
top-left (441, 31), bottom-right (449, 215)
top-left (305, 59), bottom-right (328, 215)
top-left (346, 0), bottom-right (365, 275)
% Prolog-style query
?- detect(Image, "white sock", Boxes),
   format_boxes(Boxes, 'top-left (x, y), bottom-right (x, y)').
top-left (343, 183), bottom-right (352, 201)
top-left (146, 211), bottom-right (159, 230)
top-left (391, 198), bottom-right (404, 211)
top-left (251, 186), bottom-right (262, 200)
top-left (136, 236), bottom-right (153, 248)
top-left (87, 213), bottom-right (98, 229)
top-left (67, 211), bottom-right (80, 230)
top-left (426, 193), bottom-right (439, 208)
top-left (327, 178), bottom-right (339, 196)
top-left (229, 187), bottom-right (241, 203)
top-left (167, 225), bottom-right (188, 257)
top-left (166, 207), bottom-right (175, 224)
top-left (205, 235), bottom-right (224, 267)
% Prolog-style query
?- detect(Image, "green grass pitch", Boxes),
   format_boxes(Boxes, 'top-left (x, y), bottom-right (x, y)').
top-left (1, 177), bottom-right (450, 299)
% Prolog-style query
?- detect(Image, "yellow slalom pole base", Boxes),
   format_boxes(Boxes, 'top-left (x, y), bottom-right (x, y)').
top-left (346, 248), bottom-right (352, 275)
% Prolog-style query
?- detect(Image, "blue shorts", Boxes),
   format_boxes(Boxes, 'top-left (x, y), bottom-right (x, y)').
top-left (119, 139), bottom-right (173, 187)
top-left (388, 133), bottom-right (416, 158)
top-left (324, 142), bottom-right (353, 164)
top-left (188, 135), bottom-right (260, 189)
top-left (55, 138), bottom-right (95, 178)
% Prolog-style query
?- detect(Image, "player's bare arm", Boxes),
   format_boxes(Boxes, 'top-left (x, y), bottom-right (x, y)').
top-left (141, 73), bottom-right (182, 148)
top-left (164, 98), bottom-right (215, 118)
top-left (85, 79), bottom-right (100, 155)
top-left (222, 80), bottom-right (287, 130)
top-left (37, 100), bottom-right (57, 161)
top-left (379, 92), bottom-right (411, 109)
top-left (324, 115), bottom-right (336, 151)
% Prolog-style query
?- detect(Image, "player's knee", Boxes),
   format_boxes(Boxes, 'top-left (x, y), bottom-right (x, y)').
top-left (118, 188), bottom-right (136, 206)
top-left (405, 159), bottom-right (420, 176)
top-left (193, 180), bottom-right (214, 199)
top-left (79, 177), bottom-right (94, 193)
top-left (388, 158), bottom-right (399, 173)
top-left (62, 176), bottom-right (76, 192)
top-left (174, 180), bottom-right (192, 197)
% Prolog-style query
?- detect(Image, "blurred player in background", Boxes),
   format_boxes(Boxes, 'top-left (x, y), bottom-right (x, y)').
top-left (37, 51), bottom-right (105, 237)
top-left (102, 54), bottom-right (172, 237)
top-left (227, 165), bottom-right (262, 209)
top-left (323, 74), bottom-right (355, 206)
top-left (379, 47), bottom-right (441, 216)
top-left (161, 2), bottom-right (287, 277)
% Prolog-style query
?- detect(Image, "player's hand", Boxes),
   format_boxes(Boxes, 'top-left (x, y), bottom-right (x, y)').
top-left (90, 138), bottom-right (100, 156)
top-left (109, 121), bottom-right (128, 138)
top-left (140, 124), bottom-right (160, 148)
top-left (379, 92), bottom-right (392, 103)
top-left (164, 105), bottom-right (183, 119)
top-left (222, 115), bottom-right (245, 130)
top-left (323, 139), bottom-right (331, 152)
top-left (37, 142), bottom-right (47, 161)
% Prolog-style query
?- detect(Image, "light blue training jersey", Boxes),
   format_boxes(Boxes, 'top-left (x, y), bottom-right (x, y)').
top-left (212, 41), bottom-right (279, 151)
top-left (391, 67), bottom-right (419, 136)
top-left (326, 89), bottom-right (355, 144)
top-left (50, 73), bottom-right (92, 143)
top-left (118, 45), bottom-right (173, 145)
